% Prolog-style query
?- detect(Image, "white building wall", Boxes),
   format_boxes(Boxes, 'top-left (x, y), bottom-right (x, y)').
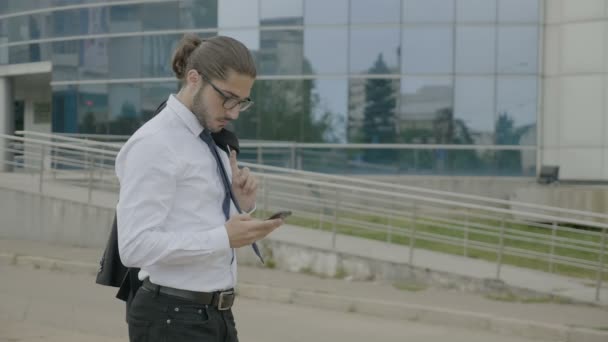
top-left (542, 0), bottom-right (608, 180)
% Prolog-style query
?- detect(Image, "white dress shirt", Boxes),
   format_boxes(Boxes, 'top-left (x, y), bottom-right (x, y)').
top-left (116, 94), bottom-right (239, 292)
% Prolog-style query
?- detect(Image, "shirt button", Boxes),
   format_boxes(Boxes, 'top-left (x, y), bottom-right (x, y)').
top-left (174, 307), bottom-right (179, 312)
top-left (198, 309), bottom-right (202, 314)
top-left (166, 319), bottom-right (171, 324)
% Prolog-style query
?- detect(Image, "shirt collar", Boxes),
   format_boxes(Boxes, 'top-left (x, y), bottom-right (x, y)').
top-left (166, 94), bottom-right (205, 137)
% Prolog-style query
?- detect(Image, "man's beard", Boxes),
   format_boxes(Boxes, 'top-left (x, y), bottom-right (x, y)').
top-left (191, 88), bottom-right (210, 130)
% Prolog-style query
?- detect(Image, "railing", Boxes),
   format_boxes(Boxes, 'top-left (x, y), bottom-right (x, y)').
top-left (18, 132), bottom-right (537, 176)
top-left (0, 132), bottom-right (606, 301)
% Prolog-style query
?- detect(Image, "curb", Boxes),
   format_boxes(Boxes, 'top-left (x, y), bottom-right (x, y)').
top-left (3, 253), bottom-right (608, 342)
top-left (236, 283), bottom-right (608, 342)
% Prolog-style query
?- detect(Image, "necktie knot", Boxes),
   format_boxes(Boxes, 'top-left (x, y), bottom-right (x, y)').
top-left (199, 129), bottom-right (213, 144)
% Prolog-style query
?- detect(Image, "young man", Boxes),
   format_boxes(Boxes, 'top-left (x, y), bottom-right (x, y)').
top-left (115, 34), bottom-right (283, 342)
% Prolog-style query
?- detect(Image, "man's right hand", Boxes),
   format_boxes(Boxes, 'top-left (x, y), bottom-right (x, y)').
top-left (225, 214), bottom-right (284, 248)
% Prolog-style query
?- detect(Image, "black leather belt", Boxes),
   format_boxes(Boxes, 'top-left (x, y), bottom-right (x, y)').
top-left (142, 278), bottom-right (235, 310)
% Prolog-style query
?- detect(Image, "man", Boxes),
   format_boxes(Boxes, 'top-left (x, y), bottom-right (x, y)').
top-left (115, 34), bottom-right (283, 341)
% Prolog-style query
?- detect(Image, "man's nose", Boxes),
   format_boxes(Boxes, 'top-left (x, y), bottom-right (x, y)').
top-left (226, 107), bottom-right (240, 120)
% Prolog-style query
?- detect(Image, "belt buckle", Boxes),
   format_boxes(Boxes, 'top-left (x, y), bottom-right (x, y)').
top-left (217, 290), bottom-right (234, 311)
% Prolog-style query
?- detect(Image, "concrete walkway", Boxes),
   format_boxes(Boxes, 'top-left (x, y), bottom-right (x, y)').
top-left (1, 171), bottom-right (606, 306)
top-left (1, 238), bottom-right (607, 342)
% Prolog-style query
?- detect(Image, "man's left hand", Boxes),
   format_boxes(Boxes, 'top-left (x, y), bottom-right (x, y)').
top-left (229, 149), bottom-right (257, 212)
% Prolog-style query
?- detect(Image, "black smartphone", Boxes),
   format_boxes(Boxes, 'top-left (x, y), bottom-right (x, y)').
top-left (266, 210), bottom-right (292, 220)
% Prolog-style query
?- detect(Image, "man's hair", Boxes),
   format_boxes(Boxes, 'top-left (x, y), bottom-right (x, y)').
top-left (171, 34), bottom-right (256, 83)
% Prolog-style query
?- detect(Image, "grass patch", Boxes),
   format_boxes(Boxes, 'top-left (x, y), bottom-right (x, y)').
top-left (485, 292), bottom-right (572, 304)
top-left (255, 209), bottom-right (608, 281)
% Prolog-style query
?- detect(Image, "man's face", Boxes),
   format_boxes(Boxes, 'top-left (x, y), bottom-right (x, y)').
top-left (192, 70), bottom-right (254, 133)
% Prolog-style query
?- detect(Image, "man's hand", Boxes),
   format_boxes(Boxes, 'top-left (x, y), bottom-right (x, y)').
top-left (229, 149), bottom-right (257, 212)
top-left (225, 214), bottom-right (283, 248)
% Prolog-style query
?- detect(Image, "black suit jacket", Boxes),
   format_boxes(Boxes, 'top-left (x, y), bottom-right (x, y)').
top-left (95, 101), bottom-right (240, 305)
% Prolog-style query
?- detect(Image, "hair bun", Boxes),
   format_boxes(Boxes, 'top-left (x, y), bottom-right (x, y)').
top-left (172, 34), bottom-right (203, 80)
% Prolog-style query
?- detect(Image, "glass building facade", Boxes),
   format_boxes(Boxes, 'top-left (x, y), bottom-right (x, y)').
top-left (0, 0), bottom-right (541, 175)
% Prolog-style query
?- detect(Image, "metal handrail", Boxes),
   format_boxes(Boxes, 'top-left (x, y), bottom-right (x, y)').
top-left (0, 134), bottom-right (119, 156)
top-left (241, 162), bottom-right (608, 221)
top-left (2, 133), bottom-right (606, 301)
top-left (14, 131), bottom-right (573, 220)
top-left (15, 131), bottom-right (123, 149)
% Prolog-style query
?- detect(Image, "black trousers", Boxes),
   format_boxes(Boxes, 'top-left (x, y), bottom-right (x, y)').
top-left (127, 286), bottom-right (239, 342)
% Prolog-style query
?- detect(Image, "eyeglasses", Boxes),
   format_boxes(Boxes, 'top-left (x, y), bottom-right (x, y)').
top-left (199, 72), bottom-right (254, 112)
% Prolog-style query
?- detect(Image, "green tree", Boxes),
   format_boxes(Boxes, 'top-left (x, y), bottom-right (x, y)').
top-left (79, 111), bottom-right (97, 133)
top-left (109, 102), bottom-right (141, 135)
top-left (495, 112), bottom-right (522, 174)
top-left (361, 54), bottom-right (397, 163)
top-left (233, 79), bottom-right (332, 142)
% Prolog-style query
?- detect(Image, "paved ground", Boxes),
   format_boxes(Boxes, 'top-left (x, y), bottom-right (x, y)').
top-left (1, 238), bottom-right (607, 330)
top-left (2, 172), bottom-right (607, 305)
top-left (0, 264), bottom-right (554, 342)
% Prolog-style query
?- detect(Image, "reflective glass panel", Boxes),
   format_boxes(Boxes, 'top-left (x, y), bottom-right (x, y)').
top-left (78, 84), bottom-right (109, 134)
top-left (0, 46), bottom-right (7, 65)
top-left (350, 28), bottom-right (400, 74)
top-left (109, 4), bottom-right (141, 33)
top-left (351, 0), bottom-right (400, 24)
top-left (455, 26), bottom-right (496, 73)
top-left (498, 0), bottom-right (539, 23)
top-left (446, 149), bottom-right (495, 175)
top-left (260, 0), bottom-right (303, 26)
top-left (498, 26), bottom-right (538, 74)
top-left (78, 38), bottom-right (109, 80)
top-left (218, 29), bottom-right (260, 52)
top-left (218, 0), bottom-right (259, 28)
top-left (348, 78), bottom-right (399, 145)
top-left (400, 77), bottom-right (454, 144)
top-left (51, 10), bottom-right (83, 38)
top-left (109, 36), bottom-right (142, 79)
top-left (237, 80), bottom-right (329, 142)
top-left (403, 0), bottom-right (454, 23)
top-left (142, 34), bottom-right (181, 78)
top-left (179, 0), bottom-right (218, 29)
top-left (312, 79), bottom-right (348, 142)
top-left (454, 77), bottom-right (495, 144)
top-left (259, 30), bottom-right (303, 75)
top-left (9, 43), bottom-right (48, 64)
top-left (142, 82), bottom-right (178, 122)
top-left (304, 0), bottom-right (347, 25)
top-left (456, 0), bottom-right (496, 22)
top-left (142, 2), bottom-right (178, 30)
top-left (496, 77), bottom-right (537, 145)
top-left (108, 83), bottom-right (142, 135)
top-left (52, 85), bottom-right (79, 133)
top-left (304, 27), bottom-right (348, 74)
top-left (402, 27), bottom-right (453, 74)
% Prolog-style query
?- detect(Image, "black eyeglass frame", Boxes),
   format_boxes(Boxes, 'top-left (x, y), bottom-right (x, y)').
top-left (198, 72), bottom-right (254, 112)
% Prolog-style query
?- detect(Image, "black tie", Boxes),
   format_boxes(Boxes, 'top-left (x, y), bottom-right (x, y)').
top-left (199, 130), bottom-right (263, 263)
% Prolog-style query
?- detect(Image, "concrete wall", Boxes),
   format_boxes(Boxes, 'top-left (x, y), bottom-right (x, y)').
top-left (510, 183), bottom-right (608, 219)
top-left (0, 187), bottom-right (114, 248)
top-left (0, 186), bottom-right (563, 301)
top-left (359, 175), bottom-right (534, 199)
top-left (542, 0), bottom-right (608, 180)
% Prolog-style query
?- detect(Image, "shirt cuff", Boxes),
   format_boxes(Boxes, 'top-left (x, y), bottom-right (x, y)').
top-left (208, 225), bottom-right (231, 250)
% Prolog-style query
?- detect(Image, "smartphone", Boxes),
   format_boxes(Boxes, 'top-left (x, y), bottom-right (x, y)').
top-left (267, 210), bottom-right (292, 220)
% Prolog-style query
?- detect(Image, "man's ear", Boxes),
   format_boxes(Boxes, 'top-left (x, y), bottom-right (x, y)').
top-left (185, 69), bottom-right (200, 86)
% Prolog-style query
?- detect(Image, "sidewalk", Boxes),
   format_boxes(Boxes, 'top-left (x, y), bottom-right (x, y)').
top-left (1, 238), bottom-right (607, 342)
top-left (2, 172), bottom-right (606, 305)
